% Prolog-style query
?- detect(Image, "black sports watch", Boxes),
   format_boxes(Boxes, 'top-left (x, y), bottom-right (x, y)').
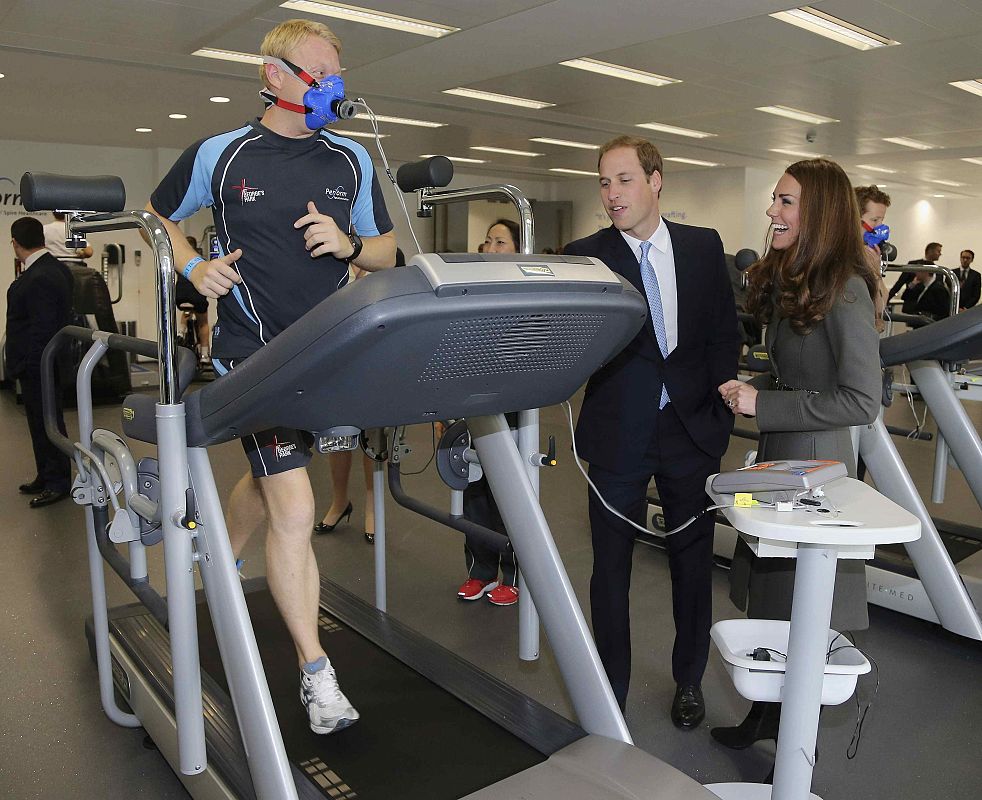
top-left (342, 231), bottom-right (363, 263)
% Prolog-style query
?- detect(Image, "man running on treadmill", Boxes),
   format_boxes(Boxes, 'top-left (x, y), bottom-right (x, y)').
top-left (147, 18), bottom-right (396, 734)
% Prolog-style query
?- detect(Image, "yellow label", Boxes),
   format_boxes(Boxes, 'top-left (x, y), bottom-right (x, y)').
top-left (735, 493), bottom-right (754, 507)
top-left (122, 407), bottom-right (135, 421)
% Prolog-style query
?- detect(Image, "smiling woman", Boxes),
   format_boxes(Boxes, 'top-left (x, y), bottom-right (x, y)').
top-left (715, 158), bottom-right (883, 764)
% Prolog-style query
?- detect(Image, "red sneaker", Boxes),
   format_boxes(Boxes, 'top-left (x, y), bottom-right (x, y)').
top-left (457, 578), bottom-right (498, 601)
top-left (487, 584), bottom-right (519, 606)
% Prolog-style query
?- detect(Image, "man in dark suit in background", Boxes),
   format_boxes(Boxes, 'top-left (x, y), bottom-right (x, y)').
top-left (957, 249), bottom-right (980, 310)
top-left (6, 216), bottom-right (74, 507)
top-left (888, 241), bottom-right (942, 300)
top-left (901, 269), bottom-right (952, 321)
top-left (564, 135), bottom-right (740, 727)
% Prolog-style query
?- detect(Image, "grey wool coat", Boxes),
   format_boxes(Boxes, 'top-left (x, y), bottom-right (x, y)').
top-left (729, 274), bottom-right (882, 631)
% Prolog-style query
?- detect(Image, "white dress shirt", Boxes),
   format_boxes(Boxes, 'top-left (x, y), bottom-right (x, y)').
top-left (21, 248), bottom-right (48, 271)
top-left (620, 217), bottom-right (678, 355)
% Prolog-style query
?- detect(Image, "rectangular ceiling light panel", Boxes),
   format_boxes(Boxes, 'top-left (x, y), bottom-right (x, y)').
top-left (193, 48), bottom-right (264, 65)
top-left (755, 105), bottom-right (839, 124)
top-left (443, 88), bottom-right (554, 109)
top-left (560, 58), bottom-right (680, 87)
top-left (280, 1), bottom-right (458, 37)
top-left (636, 122), bottom-right (715, 138)
top-left (770, 6), bottom-right (899, 50)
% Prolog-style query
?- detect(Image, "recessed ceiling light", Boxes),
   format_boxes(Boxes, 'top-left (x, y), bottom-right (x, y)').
top-left (332, 129), bottom-right (387, 139)
top-left (550, 168), bottom-right (597, 177)
top-left (280, 1), bottom-right (458, 37)
top-left (443, 88), bottom-right (554, 110)
top-left (371, 114), bottom-right (444, 128)
top-left (756, 105), bottom-right (839, 124)
top-left (961, 157), bottom-right (982, 166)
top-left (769, 148), bottom-right (828, 159)
top-left (855, 164), bottom-right (897, 174)
top-left (876, 184), bottom-right (888, 188)
top-left (559, 58), bottom-right (681, 87)
top-left (529, 137), bottom-right (599, 150)
top-left (665, 157), bottom-right (721, 167)
top-left (421, 154), bottom-right (486, 164)
top-left (192, 48), bottom-right (264, 65)
top-left (883, 136), bottom-right (935, 150)
top-left (931, 194), bottom-right (946, 198)
top-left (169, 113), bottom-right (188, 120)
top-left (470, 146), bottom-right (543, 158)
top-left (770, 7), bottom-right (899, 50)
top-left (636, 122), bottom-right (716, 139)
top-left (0, 73), bottom-right (5, 79)
top-left (209, 96), bottom-right (231, 103)
top-left (135, 128), bottom-right (153, 133)
top-left (928, 179), bottom-right (967, 187)
top-left (949, 79), bottom-right (982, 98)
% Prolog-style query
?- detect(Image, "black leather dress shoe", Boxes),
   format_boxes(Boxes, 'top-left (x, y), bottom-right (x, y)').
top-left (19, 478), bottom-right (45, 494)
top-left (671, 684), bottom-right (705, 730)
top-left (29, 488), bottom-right (69, 508)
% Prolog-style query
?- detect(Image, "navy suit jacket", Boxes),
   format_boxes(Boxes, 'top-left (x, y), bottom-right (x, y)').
top-left (959, 267), bottom-right (980, 309)
top-left (5, 252), bottom-right (74, 378)
top-left (564, 221), bottom-right (740, 472)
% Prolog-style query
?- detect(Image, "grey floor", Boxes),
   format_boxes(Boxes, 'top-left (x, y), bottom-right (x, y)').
top-left (1, 384), bottom-right (980, 799)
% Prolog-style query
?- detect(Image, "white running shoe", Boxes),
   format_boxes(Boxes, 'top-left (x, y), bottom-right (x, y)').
top-left (300, 661), bottom-right (360, 734)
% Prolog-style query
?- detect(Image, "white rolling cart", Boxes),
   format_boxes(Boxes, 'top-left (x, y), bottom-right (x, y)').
top-left (703, 477), bottom-right (920, 800)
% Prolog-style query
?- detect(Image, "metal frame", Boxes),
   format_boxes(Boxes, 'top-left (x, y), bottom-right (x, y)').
top-left (40, 205), bottom-right (301, 799)
top-left (398, 181), bottom-right (542, 659)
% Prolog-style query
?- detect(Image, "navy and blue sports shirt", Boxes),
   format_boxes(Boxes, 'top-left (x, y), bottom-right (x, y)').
top-left (152, 118), bottom-right (393, 359)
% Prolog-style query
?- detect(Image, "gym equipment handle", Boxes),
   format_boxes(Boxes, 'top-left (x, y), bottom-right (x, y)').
top-left (21, 172), bottom-right (126, 212)
top-left (40, 326), bottom-right (198, 457)
top-left (396, 156), bottom-right (454, 192)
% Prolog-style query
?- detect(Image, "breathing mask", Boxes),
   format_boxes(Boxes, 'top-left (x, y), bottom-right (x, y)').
top-left (862, 222), bottom-right (890, 249)
top-left (261, 56), bottom-right (357, 130)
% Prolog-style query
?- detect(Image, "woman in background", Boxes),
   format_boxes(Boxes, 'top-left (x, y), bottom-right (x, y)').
top-left (456, 219), bottom-right (523, 605)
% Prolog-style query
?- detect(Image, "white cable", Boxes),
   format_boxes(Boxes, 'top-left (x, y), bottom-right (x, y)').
top-left (561, 401), bottom-right (731, 536)
top-left (352, 99), bottom-right (423, 255)
top-left (900, 365), bottom-right (927, 438)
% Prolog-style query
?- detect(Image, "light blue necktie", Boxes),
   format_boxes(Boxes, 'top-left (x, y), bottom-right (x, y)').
top-left (639, 240), bottom-right (670, 409)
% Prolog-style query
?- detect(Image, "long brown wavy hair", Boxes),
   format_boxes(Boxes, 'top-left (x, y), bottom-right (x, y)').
top-left (745, 159), bottom-right (878, 335)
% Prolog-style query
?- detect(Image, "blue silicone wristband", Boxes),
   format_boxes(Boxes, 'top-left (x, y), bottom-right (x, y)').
top-left (182, 256), bottom-right (204, 279)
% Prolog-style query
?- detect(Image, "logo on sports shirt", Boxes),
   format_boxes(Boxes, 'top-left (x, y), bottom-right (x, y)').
top-left (230, 178), bottom-right (265, 204)
top-left (325, 185), bottom-right (349, 201)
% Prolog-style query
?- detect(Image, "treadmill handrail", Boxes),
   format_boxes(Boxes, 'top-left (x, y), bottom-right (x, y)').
top-left (884, 263), bottom-right (960, 319)
top-left (418, 184), bottom-right (535, 255)
top-left (387, 461), bottom-right (512, 552)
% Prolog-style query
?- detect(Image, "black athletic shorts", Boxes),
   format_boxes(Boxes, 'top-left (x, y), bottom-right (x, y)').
top-left (175, 274), bottom-right (209, 315)
top-left (212, 357), bottom-right (314, 477)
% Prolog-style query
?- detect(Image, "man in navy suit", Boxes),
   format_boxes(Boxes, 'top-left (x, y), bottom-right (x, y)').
top-left (6, 216), bottom-right (74, 507)
top-left (564, 135), bottom-right (739, 726)
top-left (957, 249), bottom-right (980, 310)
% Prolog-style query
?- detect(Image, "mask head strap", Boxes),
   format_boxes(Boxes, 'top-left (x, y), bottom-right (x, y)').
top-left (262, 55), bottom-right (320, 88)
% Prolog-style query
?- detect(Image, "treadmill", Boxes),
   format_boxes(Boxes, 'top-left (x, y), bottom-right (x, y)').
top-left (27, 171), bottom-right (719, 800)
top-left (863, 305), bottom-right (982, 635)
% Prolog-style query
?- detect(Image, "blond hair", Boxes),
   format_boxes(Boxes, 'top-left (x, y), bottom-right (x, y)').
top-left (258, 19), bottom-right (342, 87)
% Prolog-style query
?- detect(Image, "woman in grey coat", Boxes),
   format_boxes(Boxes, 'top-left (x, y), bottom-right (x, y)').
top-left (713, 158), bottom-right (882, 754)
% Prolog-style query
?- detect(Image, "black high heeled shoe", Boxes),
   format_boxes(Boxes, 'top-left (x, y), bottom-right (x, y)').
top-left (710, 701), bottom-right (781, 749)
top-left (313, 501), bottom-right (353, 533)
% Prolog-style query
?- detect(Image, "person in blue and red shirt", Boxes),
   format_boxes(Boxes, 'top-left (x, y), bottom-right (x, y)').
top-left (147, 18), bottom-right (395, 735)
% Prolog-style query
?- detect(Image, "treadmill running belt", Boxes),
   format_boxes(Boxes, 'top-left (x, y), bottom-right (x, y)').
top-left (195, 586), bottom-right (548, 800)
